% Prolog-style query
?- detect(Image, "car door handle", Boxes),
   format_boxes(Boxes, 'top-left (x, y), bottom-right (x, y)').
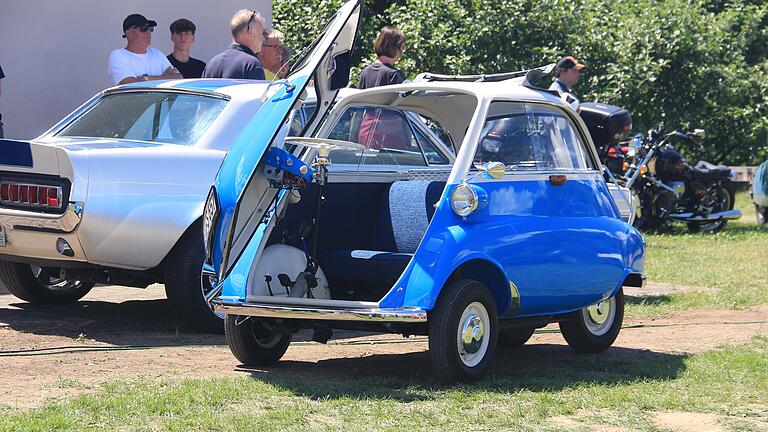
top-left (549, 174), bottom-right (568, 186)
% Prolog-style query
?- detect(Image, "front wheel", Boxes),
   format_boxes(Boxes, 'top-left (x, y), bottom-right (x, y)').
top-left (687, 181), bottom-right (735, 233)
top-left (428, 279), bottom-right (498, 382)
top-left (224, 315), bottom-right (292, 366)
top-left (0, 261), bottom-right (94, 304)
top-left (756, 204), bottom-right (768, 225)
top-left (559, 289), bottom-right (624, 353)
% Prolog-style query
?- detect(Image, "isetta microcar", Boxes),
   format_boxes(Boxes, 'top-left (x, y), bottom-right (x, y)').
top-left (205, 0), bottom-right (646, 381)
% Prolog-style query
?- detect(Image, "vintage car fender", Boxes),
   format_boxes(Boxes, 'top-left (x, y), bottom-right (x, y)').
top-left (379, 184), bottom-right (645, 317)
top-left (70, 145), bottom-right (225, 269)
top-left (754, 160), bottom-right (768, 208)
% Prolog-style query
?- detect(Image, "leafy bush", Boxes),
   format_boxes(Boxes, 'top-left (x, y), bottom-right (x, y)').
top-left (274, 0), bottom-right (768, 165)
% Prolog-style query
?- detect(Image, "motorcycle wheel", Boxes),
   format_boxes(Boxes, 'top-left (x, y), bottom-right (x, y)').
top-left (756, 204), bottom-right (768, 225)
top-left (687, 181), bottom-right (735, 234)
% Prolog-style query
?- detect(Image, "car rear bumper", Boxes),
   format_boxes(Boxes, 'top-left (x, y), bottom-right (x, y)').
top-left (212, 298), bottom-right (428, 323)
top-left (0, 203), bottom-right (87, 262)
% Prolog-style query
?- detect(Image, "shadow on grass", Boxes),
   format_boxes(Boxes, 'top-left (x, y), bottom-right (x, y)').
top-left (0, 291), bottom-right (225, 347)
top-left (239, 343), bottom-right (687, 402)
top-left (625, 294), bottom-right (673, 306)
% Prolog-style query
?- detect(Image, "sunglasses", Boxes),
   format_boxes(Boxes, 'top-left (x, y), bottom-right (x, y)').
top-left (247, 10), bottom-right (257, 29)
top-left (131, 25), bottom-right (154, 33)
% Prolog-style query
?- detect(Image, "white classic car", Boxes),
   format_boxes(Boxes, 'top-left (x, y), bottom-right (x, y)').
top-left (0, 80), bottom-right (455, 332)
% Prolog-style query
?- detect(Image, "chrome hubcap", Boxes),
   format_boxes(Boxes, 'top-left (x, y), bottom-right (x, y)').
top-left (456, 301), bottom-right (490, 367)
top-left (582, 297), bottom-right (616, 336)
top-left (201, 265), bottom-right (224, 319)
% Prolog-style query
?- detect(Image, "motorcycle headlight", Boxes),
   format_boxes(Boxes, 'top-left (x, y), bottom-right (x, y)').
top-left (202, 187), bottom-right (218, 258)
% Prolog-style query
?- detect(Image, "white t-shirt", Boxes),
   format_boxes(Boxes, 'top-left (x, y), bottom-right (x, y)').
top-left (108, 47), bottom-right (173, 85)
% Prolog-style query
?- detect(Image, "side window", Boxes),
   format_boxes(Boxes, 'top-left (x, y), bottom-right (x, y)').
top-left (327, 106), bottom-right (428, 167)
top-left (474, 102), bottom-right (592, 171)
top-left (413, 126), bottom-right (449, 165)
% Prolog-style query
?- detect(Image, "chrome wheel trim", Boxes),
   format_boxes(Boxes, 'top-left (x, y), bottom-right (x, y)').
top-left (699, 187), bottom-right (730, 232)
top-left (756, 205), bottom-right (767, 225)
top-left (201, 266), bottom-right (224, 319)
top-left (31, 265), bottom-right (85, 292)
top-left (582, 297), bottom-right (616, 336)
top-left (456, 301), bottom-right (490, 368)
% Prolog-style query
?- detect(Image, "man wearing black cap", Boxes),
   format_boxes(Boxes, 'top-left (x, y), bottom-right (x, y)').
top-left (108, 14), bottom-right (182, 85)
top-left (549, 55), bottom-right (585, 112)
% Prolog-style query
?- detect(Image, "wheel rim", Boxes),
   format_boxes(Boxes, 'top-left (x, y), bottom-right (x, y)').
top-left (582, 297), bottom-right (616, 336)
top-left (698, 187), bottom-right (730, 232)
top-left (201, 266), bottom-right (224, 319)
top-left (31, 266), bottom-right (86, 292)
top-left (456, 301), bottom-right (490, 367)
top-left (248, 320), bottom-right (283, 348)
top-left (757, 205), bottom-right (767, 224)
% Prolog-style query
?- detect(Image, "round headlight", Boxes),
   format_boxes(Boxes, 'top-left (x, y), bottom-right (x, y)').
top-left (451, 183), bottom-right (479, 217)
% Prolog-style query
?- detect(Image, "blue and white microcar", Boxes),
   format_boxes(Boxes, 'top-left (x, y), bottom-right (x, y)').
top-left (205, 0), bottom-right (646, 381)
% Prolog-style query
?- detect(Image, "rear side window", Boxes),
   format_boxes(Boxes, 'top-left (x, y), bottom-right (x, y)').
top-left (474, 102), bottom-right (593, 171)
top-left (326, 106), bottom-right (450, 167)
top-left (57, 92), bottom-right (227, 146)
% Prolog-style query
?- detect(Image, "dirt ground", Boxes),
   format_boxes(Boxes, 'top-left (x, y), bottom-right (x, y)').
top-left (1, 282), bottom-right (767, 410)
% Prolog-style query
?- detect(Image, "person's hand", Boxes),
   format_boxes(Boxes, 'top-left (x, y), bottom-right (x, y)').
top-left (163, 66), bottom-right (180, 76)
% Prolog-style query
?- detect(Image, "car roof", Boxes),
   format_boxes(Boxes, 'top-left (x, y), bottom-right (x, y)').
top-left (109, 79), bottom-right (273, 101)
top-left (342, 77), bottom-right (563, 106)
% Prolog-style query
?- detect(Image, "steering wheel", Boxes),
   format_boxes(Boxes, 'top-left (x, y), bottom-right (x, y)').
top-left (284, 136), bottom-right (366, 158)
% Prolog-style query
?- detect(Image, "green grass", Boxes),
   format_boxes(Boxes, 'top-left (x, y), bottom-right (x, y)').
top-left (2, 337), bottom-right (767, 431)
top-left (627, 190), bottom-right (768, 317)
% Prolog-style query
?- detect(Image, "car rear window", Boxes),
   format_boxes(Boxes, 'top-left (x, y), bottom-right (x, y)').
top-left (56, 91), bottom-right (228, 146)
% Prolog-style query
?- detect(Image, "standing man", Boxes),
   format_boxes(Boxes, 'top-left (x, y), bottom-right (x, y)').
top-left (549, 55), bottom-right (585, 112)
top-left (167, 19), bottom-right (206, 79)
top-left (108, 14), bottom-right (182, 85)
top-left (258, 28), bottom-right (285, 80)
top-left (0, 64), bottom-right (5, 138)
top-left (202, 10), bottom-right (266, 80)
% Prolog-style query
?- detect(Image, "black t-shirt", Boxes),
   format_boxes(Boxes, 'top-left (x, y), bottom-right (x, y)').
top-left (358, 62), bottom-right (406, 89)
top-left (167, 54), bottom-right (206, 79)
top-left (0, 64), bottom-right (5, 80)
top-left (202, 44), bottom-right (265, 80)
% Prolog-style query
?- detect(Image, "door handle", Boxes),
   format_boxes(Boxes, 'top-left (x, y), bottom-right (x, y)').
top-left (549, 174), bottom-right (568, 186)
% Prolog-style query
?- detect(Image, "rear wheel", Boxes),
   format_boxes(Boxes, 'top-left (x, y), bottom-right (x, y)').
top-left (224, 315), bottom-right (292, 366)
top-left (164, 224), bottom-right (223, 333)
top-left (756, 204), bottom-right (768, 225)
top-left (0, 261), bottom-right (94, 304)
top-left (428, 279), bottom-right (498, 382)
top-left (559, 289), bottom-right (624, 353)
top-left (687, 181), bottom-right (735, 233)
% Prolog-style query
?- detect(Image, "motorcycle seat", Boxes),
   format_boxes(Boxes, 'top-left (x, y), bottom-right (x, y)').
top-left (690, 161), bottom-right (731, 180)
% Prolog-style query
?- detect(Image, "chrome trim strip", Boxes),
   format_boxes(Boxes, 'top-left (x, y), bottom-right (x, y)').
top-left (212, 300), bottom-right (428, 322)
top-left (0, 202), bottom-right (83, 233)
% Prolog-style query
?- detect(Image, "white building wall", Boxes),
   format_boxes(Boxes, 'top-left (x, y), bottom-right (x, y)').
top-left (0, 0), bottom-right (272, 139)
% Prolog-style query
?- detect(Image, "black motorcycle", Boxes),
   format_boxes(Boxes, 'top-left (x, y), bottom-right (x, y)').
top-left (621, 128), bottom-right (741, 233)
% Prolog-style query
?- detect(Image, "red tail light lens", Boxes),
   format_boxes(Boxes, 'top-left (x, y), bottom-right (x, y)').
top-left (0, 181), bottom-right (63, 210)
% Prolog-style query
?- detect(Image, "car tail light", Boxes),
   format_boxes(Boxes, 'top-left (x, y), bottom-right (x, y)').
top-left (0, 181), bottom-right (63, 210)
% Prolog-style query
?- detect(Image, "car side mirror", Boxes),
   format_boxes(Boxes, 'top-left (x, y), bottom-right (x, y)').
top-left (480, 161), bottom-right (505, 179)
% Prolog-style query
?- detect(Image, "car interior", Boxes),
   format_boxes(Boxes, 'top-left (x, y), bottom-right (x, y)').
top-left (253, 90), bottom-right (479, 302)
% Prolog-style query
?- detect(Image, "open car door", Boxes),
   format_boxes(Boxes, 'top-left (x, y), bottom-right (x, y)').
top-left (207, 0), bottom-right (362, 279)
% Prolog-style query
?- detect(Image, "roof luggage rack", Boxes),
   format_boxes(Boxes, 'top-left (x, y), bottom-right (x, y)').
top-left (413, 63), bottom-right (560, 96)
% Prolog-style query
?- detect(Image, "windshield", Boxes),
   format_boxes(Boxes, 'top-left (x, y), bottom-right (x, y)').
top-left (56, 92), bottom-right (228, 146)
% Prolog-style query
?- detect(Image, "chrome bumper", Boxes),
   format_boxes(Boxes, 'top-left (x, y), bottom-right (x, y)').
top-left (212, 299), bottom-right (428, 323)
top-left (0, 203), bottom-right (83, 233)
